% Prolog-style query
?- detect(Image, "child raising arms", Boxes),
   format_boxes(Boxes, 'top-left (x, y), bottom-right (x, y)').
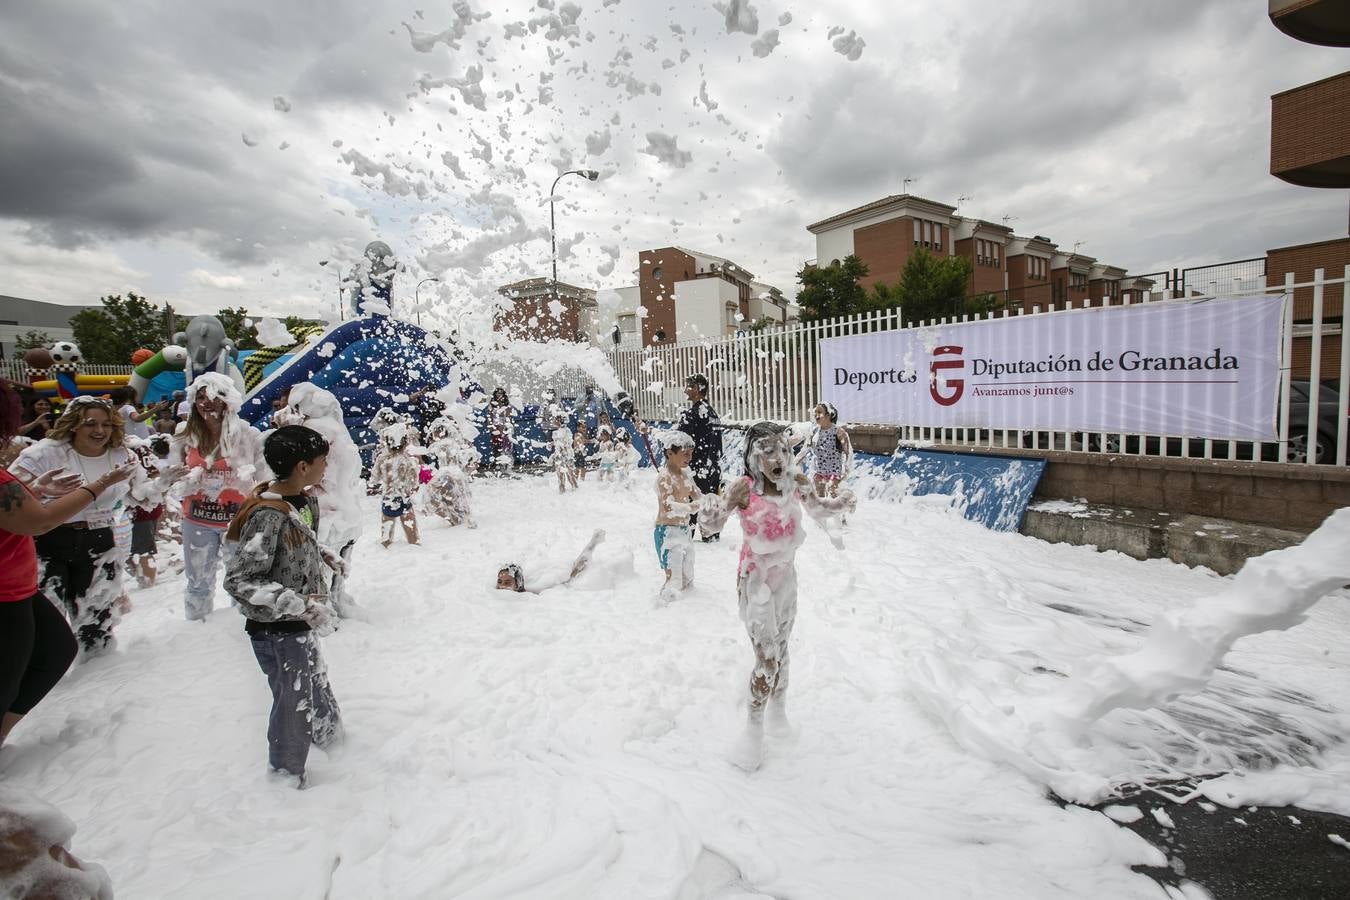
top-left (699, 421), bottom-right (855, 771)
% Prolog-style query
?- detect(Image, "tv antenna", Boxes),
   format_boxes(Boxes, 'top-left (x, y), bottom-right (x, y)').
top-left (902, 176), bottom-right (918, 193)
top-left (1001, 214), bottom-right (1019, 228)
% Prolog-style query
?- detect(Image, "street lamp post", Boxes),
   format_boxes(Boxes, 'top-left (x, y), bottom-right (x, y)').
top-left (415, 277), bottom-right (440, 327)
top-left (319, 259), bottom-right (343, 321)
top-left (549, 169), bottom-right (599, 336)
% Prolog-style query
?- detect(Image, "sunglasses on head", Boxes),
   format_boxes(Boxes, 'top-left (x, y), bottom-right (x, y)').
top-left (66, 396), bottom-right (113, 409)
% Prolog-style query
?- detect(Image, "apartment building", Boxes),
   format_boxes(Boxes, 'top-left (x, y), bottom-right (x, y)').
top-left (610, 247), bottom-right (789, 349)
top-left (806, 195), bottom-right (1139, 313)
top-left (495, 277), bottom-right (597, 343)
top-left (1265, 0), bottom-right (1349, 381)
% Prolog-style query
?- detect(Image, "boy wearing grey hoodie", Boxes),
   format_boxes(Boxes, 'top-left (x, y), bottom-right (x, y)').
top-left (224, 425), bottom-right (345, 786)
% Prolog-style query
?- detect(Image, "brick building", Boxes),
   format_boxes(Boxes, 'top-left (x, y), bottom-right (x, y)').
top-left (806, 195), bottom-right (1137, 314)
top-left (1264, 0), bottom-right (1349, 380)
top-left (495, 277), bottom-right (597, 343)
top-left (611, 246), bottom-right (789, 348)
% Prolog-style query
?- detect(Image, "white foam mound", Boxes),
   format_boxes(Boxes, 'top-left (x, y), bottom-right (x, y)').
top-left (909, 507), bottom-right (1350, 805)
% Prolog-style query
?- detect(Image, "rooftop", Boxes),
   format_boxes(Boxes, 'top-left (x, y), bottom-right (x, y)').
top-left (806, 194), bottom-right (958, 233)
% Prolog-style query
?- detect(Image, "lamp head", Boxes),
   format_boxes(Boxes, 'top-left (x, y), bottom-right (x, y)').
top-left (583, 169), bottom-right (599, 181)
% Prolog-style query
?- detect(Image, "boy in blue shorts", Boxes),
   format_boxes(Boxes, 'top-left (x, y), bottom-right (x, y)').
top-left (653, 431), bottom-right (702, 605)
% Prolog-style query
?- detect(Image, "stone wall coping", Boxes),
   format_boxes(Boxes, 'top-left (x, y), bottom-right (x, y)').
top-left (840, 424), bottom-right (1350, 484)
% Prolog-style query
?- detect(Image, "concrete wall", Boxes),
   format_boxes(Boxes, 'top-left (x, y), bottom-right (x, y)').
top-left (845, 425), bottom-right (1349, 532)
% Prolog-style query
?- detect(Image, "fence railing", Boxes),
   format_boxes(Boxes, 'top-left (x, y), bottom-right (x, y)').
top-left (0, 361), bottom-right (133, 383)
top-left (608, 267), bottom-right (1349, 467)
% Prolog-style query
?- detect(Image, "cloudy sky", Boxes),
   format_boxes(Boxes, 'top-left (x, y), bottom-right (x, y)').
top-left (1, 0), bottom-right (1345, 332)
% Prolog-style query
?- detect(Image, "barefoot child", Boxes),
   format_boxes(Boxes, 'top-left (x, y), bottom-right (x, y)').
top-left (614, 430), bottom-right (640, 484)
top-left (224, 425), bottom-right (344, 786)
top-left (797, 402), bottom-right (853, 497)
top-left (369, 422), bottom-right (420, 547)
top-left (653, 431), bottom-right (701, 605)
top-left (573, 422), bottom-right (591, 482)
top-left (699, 421), bottom-right (855, 771)
top-left (551, 417), bottom-right (578, 493)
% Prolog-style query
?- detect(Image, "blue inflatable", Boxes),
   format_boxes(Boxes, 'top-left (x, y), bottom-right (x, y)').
top-left (239, 316), bottom-right (458, 452)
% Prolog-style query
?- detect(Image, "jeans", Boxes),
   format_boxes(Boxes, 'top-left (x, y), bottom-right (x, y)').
top-left (182, 521), bottom-right (230, 621)
top-left (249, 631), bottom-right (342, 777)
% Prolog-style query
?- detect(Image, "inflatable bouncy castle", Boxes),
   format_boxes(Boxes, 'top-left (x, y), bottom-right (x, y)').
top-left (235, 242), bottom-right (459, 449)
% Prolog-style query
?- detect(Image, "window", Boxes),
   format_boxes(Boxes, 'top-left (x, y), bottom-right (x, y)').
top-left (913, 219), bottom-right (921, 246)
top-left (653, 329), bottom-right (666, 343)
top-left (619, 314), bottom-right (636, 333)
top-left (1029, 257), bottom-right (1046, 280)
top-left (651, 266), bottom-right (663, 281)
top-left (992, 243), bottom-right (1000, 268)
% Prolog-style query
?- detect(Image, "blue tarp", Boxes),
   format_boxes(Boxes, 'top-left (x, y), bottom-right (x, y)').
top-left (851, 449), bottom-right (1046, 532)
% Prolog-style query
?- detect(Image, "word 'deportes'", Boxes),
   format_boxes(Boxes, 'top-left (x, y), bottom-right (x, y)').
top-left (971, 348), bottom-right (1240, 381)
top-left (832, 366), bottom-right (918, 391)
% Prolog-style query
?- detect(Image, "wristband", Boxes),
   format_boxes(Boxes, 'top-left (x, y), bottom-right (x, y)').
top-left (80, 485), bottom-right (99, 500)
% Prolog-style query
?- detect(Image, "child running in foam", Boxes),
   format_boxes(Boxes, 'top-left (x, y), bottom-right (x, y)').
top-left (369, 422), bottom-right (420, 547)
top-left (653, 430), bottom-right (701, 606)
top-left (614, 430), bottom-right (640, 485)
top-left (550, 417), bottom-right (578, 493)
top-left (797, 401), bottom-right (854, 498)
top-left (699, 421), bottom-right (855, 771)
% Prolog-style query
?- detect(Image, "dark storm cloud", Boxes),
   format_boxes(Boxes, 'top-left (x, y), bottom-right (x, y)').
top-left (0, 0), bottom-right (424, 263)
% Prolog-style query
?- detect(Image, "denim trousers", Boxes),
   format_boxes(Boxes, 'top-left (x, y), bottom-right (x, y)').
top-left (249, 631), bottom-right (342, 777)
top-left (182, 521), bottom-right (231, 620)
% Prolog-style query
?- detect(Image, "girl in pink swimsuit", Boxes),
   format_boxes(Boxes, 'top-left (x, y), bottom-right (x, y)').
top-left (700, 421), bottom-right (855, 771)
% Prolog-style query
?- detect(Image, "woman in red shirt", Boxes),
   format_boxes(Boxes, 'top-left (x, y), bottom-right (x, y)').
top-left (0, 382), bottom-right (132, 748)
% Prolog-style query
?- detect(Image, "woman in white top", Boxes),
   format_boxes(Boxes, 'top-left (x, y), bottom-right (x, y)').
top-left (8, 398), bottom-right (161, 653)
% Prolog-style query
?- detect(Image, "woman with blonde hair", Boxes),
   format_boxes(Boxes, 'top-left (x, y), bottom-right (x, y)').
top-left (8, 396), bottom-right (159, 653)
top-left (171, 373), bottom-right (268, 621)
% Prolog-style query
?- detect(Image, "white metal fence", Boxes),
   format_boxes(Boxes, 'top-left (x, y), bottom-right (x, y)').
top-left (608, 267), bottom-right (1349, 466)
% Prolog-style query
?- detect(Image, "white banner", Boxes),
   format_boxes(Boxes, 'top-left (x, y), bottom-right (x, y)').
top-left (821, 295), bottom-right (1284, 440)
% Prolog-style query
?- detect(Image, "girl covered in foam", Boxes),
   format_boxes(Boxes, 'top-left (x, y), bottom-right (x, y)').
top-left (421, 415), bottom-right (477, 527)
top-left (170, 372), bottom-right (268, 621)
top-left (699, 421), bottom-right (855, 771)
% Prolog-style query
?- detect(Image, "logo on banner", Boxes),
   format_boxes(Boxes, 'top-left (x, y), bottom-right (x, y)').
top-left (929, 345), bottom-right (965, 406)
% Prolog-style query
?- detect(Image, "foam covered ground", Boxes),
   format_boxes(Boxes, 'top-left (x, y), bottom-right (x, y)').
top-left (5, 472), bottom-right (1348, 899)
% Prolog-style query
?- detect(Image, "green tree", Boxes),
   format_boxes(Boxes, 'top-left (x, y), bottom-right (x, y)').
top-left (14, 330), bottom-right (53, 352)
top-left (71, 293), bottom-right (176, 364)
top-left (795, 255), bottom-right (870, 322)
top-left (871, 249), bottom-right (976, 325)
top-left (215, 306), bottom-right (260, 351)
top-left (745, 314), bottom-right (779, 333)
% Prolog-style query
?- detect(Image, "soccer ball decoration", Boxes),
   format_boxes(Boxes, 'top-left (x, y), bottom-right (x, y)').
top-left (48, 341), bottom-right (83, 369)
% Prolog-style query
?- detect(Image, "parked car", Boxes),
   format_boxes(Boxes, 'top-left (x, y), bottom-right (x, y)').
top-left (1019, 380), bottom-right (1346, 464)
top-left (1282, 379), bottom-right (1343, 464)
